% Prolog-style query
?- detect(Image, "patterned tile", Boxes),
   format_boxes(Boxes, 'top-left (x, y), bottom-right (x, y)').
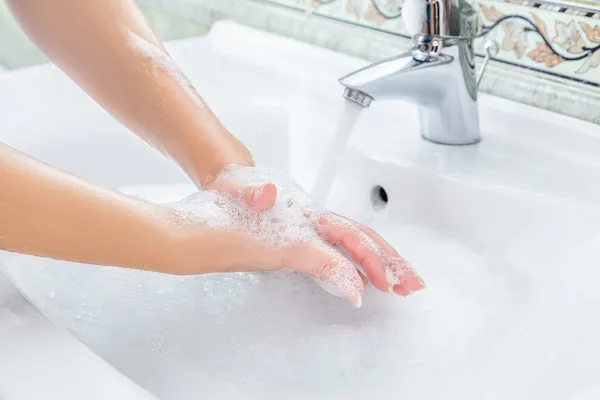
top-left (265, 0), bottom-right (407, 34)
top-left (265, 0), bottom-right (600, 86)
top-left (477, 0), bottom-right (600, 86)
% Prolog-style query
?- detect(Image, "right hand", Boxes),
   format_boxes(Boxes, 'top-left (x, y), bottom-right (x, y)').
top-left (171, 225), bottom-right (366, 307)
top-left (206, 168), bottom-right (424, 302)
top-left (162, 169), bottom-right (424, 307)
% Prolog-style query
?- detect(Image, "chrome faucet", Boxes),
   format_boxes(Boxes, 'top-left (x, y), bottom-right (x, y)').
top-left (339, 0), bottom-right (493, 145)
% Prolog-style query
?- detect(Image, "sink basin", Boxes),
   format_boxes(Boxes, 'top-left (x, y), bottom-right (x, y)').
top-left (2, 20), bottom-right (600, 400)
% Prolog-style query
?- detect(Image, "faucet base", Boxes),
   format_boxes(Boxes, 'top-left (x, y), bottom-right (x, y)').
top-left (421, 135), bottom-right (481, 146)
top-left (418, 97), bottom-right (481, 145)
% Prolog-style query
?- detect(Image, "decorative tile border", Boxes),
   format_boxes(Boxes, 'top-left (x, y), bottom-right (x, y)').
top-left (264, 0), bottom-right (600, 86)
top-left (262, 0), bottom-right (408, 36)
top-left (477, 0), bottom-right (600, 86)
top-left (130, 0), bottom-right (599, 123)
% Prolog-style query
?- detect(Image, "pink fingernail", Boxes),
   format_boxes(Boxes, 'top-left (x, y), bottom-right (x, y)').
top-left (393, 285), bottom-right (412, 297)
top-left (252, 185), bottom-right (265, 202)
top-left (403, 276), bottom-right (425, 291)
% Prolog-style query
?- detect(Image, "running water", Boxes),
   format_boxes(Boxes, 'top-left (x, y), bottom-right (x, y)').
top-left (311, 100), bottom-right (364, 206)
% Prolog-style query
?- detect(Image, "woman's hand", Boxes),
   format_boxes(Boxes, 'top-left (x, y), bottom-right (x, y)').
top-left (171, 224), bottom-right (366, 307)
top-left (170, 166), bottom-right (425, 306)
top-left (207, 179), bottom-right (279, 212)
top-left (316, 213), bottom-right (425, 297)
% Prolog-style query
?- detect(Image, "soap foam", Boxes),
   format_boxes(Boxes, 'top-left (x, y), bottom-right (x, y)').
top-left (210, 166), bottom-right (418, 291)
top-left (126, 166), bottom-right (417, 304)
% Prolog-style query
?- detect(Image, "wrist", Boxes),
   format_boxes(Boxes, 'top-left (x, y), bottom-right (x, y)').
top-left (128, 204), bottom-right (188, 274)
top-left (177, 120), bottom-right (254, 187)
top-left (190, 148), bottom-right (253, 187)
top-left (155, 210), bottom-right (220, 275)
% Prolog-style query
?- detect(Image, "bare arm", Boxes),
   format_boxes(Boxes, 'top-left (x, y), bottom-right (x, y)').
top-left (0, 142), bottom-right (180, 271)
top-left (0, 143), bottom-right (282, 279)
top-left (6, 0), bottom-right (252, 186)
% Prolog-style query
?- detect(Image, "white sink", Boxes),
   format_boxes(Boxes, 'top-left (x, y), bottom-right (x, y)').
top-left (2, 20), bottom-right (600, 400)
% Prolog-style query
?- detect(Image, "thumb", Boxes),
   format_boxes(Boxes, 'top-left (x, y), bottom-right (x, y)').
top-left (208, 180), bottom-right (277, 211)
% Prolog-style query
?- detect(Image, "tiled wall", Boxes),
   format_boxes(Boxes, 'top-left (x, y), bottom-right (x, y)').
top-left (0, 0), bottom-right (598, 122)
top-left (2, 0), bottom-right (599, 87)
top-left (267, 0), bottom-right (600, 87)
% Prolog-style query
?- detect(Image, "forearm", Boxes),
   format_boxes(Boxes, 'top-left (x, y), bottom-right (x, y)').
top-left (0, 142), bottom-right (176, 272)
top-left (6, 0), bottom-right (252, 186)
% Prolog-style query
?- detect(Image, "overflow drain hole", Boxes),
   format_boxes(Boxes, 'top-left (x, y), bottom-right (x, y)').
top-left (371, 186), bottom-right (388, 210)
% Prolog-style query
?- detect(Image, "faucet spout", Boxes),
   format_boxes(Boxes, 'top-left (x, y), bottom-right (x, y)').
top-left (340, 50), bottom-right (452, 106)
top-left (338, 0), bottom-right (484, 145)
top-left (339, 40), bottom-right (480, 145)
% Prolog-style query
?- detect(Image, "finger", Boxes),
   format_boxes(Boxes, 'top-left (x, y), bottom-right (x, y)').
top-left (315, 215), bottom-right (390, 293)
top-left (283, 244), bottom-right (364, 307)
top-left (332, 213), bottom-right (399, 258)
top-left (243, 183), bottom-right (277, 210)
top-left (388, 257), bottom-right (426, 293)
top-left (358, 270), bottom-right (368, 286)
top-left (332, 213), bottom-right (424, 289)
top-left (393, 284), bottom-right (411, 297)
top-left (321, 214), bottom-right (425, 294)
top-left (208, 180), bottom-right (277, 211)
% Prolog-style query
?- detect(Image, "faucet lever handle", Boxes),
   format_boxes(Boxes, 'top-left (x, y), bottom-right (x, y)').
top-left (477, 40), bottom-right (499, 86)
top-left (402, 0), bottom-right (481, 39)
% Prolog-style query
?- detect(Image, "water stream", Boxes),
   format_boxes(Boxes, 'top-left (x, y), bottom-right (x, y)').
top-left (311, 101), bottom-right (364, 206)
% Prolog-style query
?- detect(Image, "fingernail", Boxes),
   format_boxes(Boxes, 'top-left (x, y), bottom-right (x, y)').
top-left (252, 185), bottom-right (265, 202)
top-left (400, 276), bottom-right (425, 292)
top-left (393, 285), bottom-right (412, 297)
top-left (388, 285), bottom-right (394, 293)
top-left (402, 276), bottom-right (424, 292)
top-left (351, 296), bottom-right (363, 308)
